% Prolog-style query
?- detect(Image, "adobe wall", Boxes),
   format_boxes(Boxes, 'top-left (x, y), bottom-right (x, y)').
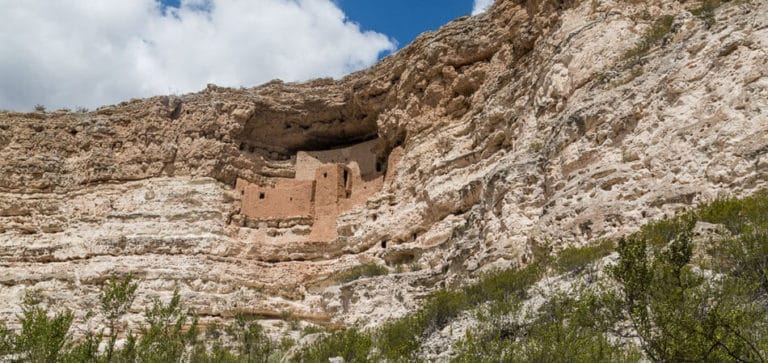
top-left (308, 164), bottom-right (346, 240)
top-left (296, 138), bottom-right (382, 180)
top-left (313, 164), bottom-right (346, 206)
top-left (235, 178), bottom-right (314, 220)
top-left (235, 138), bottom-right (405, 242)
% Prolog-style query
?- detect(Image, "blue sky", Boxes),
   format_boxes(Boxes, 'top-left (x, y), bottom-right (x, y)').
top-left (160, 0), bottom-right (476, 52)
top-left (330, 1), bottom-right (473, 49)
top-left (0, 0), bottom-right (493, 110)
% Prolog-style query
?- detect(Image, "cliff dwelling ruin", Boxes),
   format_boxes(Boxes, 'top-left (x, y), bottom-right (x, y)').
top-left (235, 138), bottom-right (403, 242)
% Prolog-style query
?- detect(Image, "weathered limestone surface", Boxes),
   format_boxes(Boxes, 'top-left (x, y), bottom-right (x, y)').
top-left (0, 0), bottom-right (767, 332)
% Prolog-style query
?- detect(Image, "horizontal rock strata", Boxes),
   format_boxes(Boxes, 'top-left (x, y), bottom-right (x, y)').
top-left (1, 0), bottom-right (766, 331)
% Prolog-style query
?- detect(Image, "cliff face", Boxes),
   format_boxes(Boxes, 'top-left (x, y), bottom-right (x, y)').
top-left (1, 0), bottom-right (766, 330)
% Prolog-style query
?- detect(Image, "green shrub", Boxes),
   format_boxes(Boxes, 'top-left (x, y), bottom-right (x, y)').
top-left (101, 274), bottom-right (138, 361)
top-left (375, 289), bottom-right (469, 361)
top-left (13, 293), bottom-right (75, 363)
top-left (632, 210), bottom-right (698, 249)
top-left (512, 293), bottom-right (639, 363)
top-left (62, 332), bottom-right (100, 362)
top-left (454, 292), bottom-right (638, 363)
top-left (375, 264), bottom-right (544, 361)
top-left (612, 228), bottom-right (768, 361)
top-left (420, 290), bottom-right (468, 332)
top-left (556, 239), bottom-right (614, 273)
top-left (0, 279), bottom-right (291, 363)
top-left (301, 263), bottom-right (543, 361)
top-left (189, 313), bottom-right (282, 363)
top-left (280, 311), bottom-right (301, 331)
top-left (711, 230), bottom-right (768, 296)
top-left (377, 316), bottom-right (423, 361)
top-left (464, 264), bottom-right (543, 305)
top-left (698, 192), bottom-right (768, 235)
top-left (691, 0), bottom-right (724, 26)
top-left (134, 288), bottom-right (199, 362)
top-left (456, 192), bottom-right (768, 362)
top-left (223, 314), bottom-right (275, 362)
top-left (294, 327), bottom-right (373, 363)
top-left (301, 324), bottom-right (327, 337)
top-left (0, 323), bottom-right (12, 357)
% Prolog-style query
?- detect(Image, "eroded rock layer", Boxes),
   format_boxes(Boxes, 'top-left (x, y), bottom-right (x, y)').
top-left (1, 0), bottom-right (767, 330)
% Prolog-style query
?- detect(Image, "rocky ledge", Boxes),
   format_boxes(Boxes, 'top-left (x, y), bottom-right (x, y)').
top-left (0, 0), bottom-right (766, 333)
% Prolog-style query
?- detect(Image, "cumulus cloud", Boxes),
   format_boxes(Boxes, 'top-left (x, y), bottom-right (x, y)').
top-left (471, 0), bottom-right (494, 15)
top-left (0, 0), bottom-right (395, 111)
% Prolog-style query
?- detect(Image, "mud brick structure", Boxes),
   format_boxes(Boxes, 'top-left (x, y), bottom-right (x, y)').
top-left (235, 138), bottom-right (403, 241)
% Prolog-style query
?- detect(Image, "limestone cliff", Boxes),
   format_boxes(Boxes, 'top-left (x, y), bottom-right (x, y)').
top-left (0, 0), bottom-right (766, 333)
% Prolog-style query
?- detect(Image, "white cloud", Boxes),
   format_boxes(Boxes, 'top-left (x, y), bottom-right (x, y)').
top-left (472, 0), bottom-right (494, 15)
top-left (0, 0), bottom-right (395, 111)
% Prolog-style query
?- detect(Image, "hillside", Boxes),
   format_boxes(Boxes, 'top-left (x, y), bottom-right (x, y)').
top-left (0, 0), bottom-right (766, 359)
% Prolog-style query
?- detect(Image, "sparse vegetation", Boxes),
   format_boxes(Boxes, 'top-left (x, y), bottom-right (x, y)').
top-left (13, 291), bottom-right (75, 362)
top-left (0, 277), bottom-right (282, 362)
top-left (101, 274), bottom-right (138, 361)
top-left (280, 311), bottom-right (301, 331)
top-left (611, 231), bottom-right (768, 361)
top-left (296, 326), bottom-right (374, 363)
top-left (2, 193), bottom-right (767, 361)
top-left (33, 104), bottom-right (46, 112)
top-left (595, 13), bottom-right (676, 88)
top-left (555, 239), bottom-right (614, 273)
top-left (598, 0), bottom-right (740, 88)
top-left (454, 291), bottom-right (641, 363)
top-left (691, 0), bottom-right (726, 26)
top-left (620, 15), bottom-right (675, 65)
top-left (300, 323), bottom-right (327, 337)
top-left (334, 263), bottom-right (389, 283)
top-left (297, 264), bottom-right (544, 362)
top-left (454, 192), bottom-right (768, 362)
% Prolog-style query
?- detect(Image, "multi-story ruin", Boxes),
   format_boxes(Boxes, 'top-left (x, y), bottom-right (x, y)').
top-left (235, 138), bottom-right (403, 242)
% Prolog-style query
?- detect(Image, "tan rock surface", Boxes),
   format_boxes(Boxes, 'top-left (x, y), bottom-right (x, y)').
top-left (1, 0), bottom-right (766, 332)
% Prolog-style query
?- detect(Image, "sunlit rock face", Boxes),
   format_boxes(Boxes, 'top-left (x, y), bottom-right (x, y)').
top-left (0, 0), bottom-right (766, 333)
